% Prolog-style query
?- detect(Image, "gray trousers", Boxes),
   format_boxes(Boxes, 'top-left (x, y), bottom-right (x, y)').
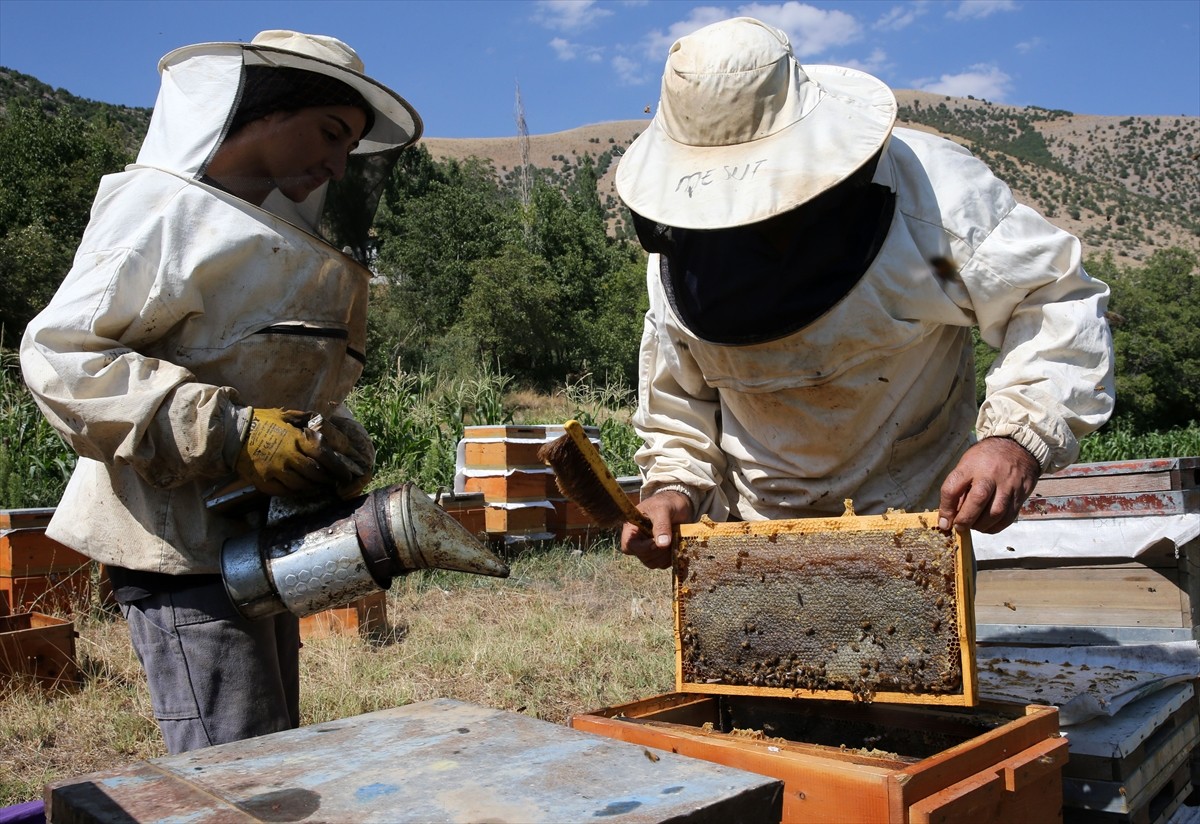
top-left (120, 576), bottom-right (300, 754)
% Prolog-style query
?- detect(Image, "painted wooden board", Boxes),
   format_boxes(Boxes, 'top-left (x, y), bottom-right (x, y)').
top-left (1020, 489), bottom-right (1199, 519)
top-left (674, 511), bottom-right (977, 706)
top-left (47, 698), bottom-right (783, 824)
top-left (1030, 458), bottom-right (1199, 498)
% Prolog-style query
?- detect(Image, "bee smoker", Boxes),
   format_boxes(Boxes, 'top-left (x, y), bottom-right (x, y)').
top-left (220, 482), bottom-right (508, 620)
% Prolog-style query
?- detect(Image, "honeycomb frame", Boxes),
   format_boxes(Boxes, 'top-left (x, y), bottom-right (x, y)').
top-left (673, 511), bottom-right (978, 706)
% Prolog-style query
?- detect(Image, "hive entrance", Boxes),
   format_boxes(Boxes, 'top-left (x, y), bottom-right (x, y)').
top-left (674, 511), bottom-right (976, 705)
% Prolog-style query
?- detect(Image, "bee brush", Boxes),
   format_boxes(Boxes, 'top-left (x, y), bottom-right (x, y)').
top-left (538, 420), bottom-right (652, 532)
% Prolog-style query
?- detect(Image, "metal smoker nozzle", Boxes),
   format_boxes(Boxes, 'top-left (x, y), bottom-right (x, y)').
top-left (221, 482), bottom-right (509, 620)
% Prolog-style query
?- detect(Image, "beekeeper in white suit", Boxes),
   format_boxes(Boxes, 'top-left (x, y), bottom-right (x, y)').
top-left (618, 17), bottom-right (1115, 569)
top-left (21, 30), bottom-right (421, 752)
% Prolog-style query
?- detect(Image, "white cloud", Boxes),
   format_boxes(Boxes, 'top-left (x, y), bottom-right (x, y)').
top-left (642, 5), bottom-right (731, 61)
top-left (946, 0), bottom-right (1018, 21)
top-left (550, 37), bottom-right (604, 62)
top-left (639, 2), bottom-right (862, 64)
top-left (739, 2), bottom-right (862, 57)
top-left (1015, 36), bottom-right (1044, 55)
top-left (914, 64), bottom-right (1012, 100)
top-left (534, 0), bottom-right (613, 31)
top-left (875, 6), bottom-right (915, 31)
top-left (835, 47), bottom-right (890, 75)
top-left (612, 55), bottom-right (644, 86)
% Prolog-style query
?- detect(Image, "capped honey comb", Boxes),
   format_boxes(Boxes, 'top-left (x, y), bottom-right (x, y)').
top-left (674, 511), bottom-right (977, 706)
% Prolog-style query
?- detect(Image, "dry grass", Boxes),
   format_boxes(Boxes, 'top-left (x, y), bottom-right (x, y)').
top-left (0, 539), bottom-right (674, 806)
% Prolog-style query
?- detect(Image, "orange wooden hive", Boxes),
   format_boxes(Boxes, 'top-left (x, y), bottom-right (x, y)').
top-left (299, 591), bottom-right (388, 641)
top-left (1, 526), bottom-right (93, 616)
top-left (674, 510), bottom-right (977, 706)
top-left (571, 692), bottom-right (1066, 824)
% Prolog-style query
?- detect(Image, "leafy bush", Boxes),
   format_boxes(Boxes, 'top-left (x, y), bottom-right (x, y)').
top-left (0, 347), bottom-right (74, 507)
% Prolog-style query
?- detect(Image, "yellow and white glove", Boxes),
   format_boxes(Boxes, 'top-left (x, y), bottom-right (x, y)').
top-left (234, 408), bottom-right (355, 498)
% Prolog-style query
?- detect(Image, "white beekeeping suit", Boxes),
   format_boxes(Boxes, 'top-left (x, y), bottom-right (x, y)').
top-left (20, 32), bottom-right (421, 574)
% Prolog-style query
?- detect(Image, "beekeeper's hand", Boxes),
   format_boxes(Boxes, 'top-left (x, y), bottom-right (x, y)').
top-left (314, 415), bottom-right (376, 499)
top-left (234, 408), bottom-right (347, 498)
top-left (938, 436), bottom-right (1041, 534)
top-left (620, 489), bottom-right (692, 570)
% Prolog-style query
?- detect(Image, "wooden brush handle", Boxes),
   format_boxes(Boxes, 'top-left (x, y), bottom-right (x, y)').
top-left (565, 421), bottom-right (652, 532)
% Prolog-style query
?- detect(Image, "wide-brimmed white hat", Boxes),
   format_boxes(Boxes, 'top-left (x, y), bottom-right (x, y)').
top-left (160, 29), bottom-right (422, 155)
top-left (616, 17), bottom-right (896, 230)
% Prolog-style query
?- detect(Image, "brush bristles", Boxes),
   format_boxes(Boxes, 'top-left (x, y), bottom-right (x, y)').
top-left (538, 435), bottom-right (630, 529)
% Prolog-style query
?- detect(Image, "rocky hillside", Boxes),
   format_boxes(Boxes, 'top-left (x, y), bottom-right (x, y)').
top-left (4, 65), bottom-right (1197, 263)
top-left (423, 95), bottom-right (1200, 263)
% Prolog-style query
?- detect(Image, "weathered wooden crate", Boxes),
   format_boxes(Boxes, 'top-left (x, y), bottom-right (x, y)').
top-left (1061, 681), bottom-right (1196, 824)
top-left (977, 457), bottom-right (1200, 646)
top-left (572, 692), bottom-right (1066, 823)
top-left (0, 611), bottom-right (79, 687)
top-left (675, 511), bottom-right (978, 706)
top-left (48, 699), bottom-right (784, 823)
top-left (298, 591), bottom-right (387, 641)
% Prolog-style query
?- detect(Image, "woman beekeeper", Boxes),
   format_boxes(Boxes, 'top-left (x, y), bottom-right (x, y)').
top-left (20, 30), bottom-right (421, 753)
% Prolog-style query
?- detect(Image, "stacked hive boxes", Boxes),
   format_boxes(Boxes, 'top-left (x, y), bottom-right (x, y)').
top-left (0, 509), bottom-right (84, 686)
top-left (972, 457), bottom-right (1200, 824)
top-left (975, 457), bottom-right (1199, 646)
top-left (452, 424), bottom-right (641, 544)
top-left (457, 425), bottom-right (561, 542)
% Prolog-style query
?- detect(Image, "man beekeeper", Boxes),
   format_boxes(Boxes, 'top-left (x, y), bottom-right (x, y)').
top-left (617, 17), bottom-right (1115, 569)
top-left (21, 31), bottom-right (421, 752)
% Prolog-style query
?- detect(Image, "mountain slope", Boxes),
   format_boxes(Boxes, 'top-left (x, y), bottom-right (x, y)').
top-left (3, 65), bottom-right (1197, 262)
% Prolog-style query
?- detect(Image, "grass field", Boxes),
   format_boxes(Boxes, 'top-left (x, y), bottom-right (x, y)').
top-left (0, 538), bottom-right (675, 806)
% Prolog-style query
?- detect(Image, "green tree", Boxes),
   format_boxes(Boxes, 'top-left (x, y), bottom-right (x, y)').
top-left (0, 101), bottom-right (130, 337)
top-left (453, 245), bottom-right (563, 373)
top-left (370, 156), bottom-right (519, 378)
top-left (1103, 248), bottom-right (1199, 430)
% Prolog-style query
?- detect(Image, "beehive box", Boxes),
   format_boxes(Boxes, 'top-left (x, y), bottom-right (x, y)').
top-left (1061, 680), bottom-right (1196, 824)
top-left (0, 508), bottom-right (55, 530)
top-left (1, 527), bottom-right (90, 577)
top-left (2, 525), bottom-right (93, 616)
top-left (463, 470), bottom-right (554, 503)
top-left (460, 424), bottom-right (597, 472)
top-left (1018, 457), bottom-right (1198, 520)
top-left (0, 611), bottom-right (80, 687)
top-left (1, 569), bottom-right (92, 616)
top-left (483, 503), bottom-right (550, 536)
top-left (435, 490), bottom-right (488, 539)
top-left (299, 591), bottom-right (387, 641)
top-left (976, 457), bottom-right (1200, 646)
top-left (675, 511), bottom-right (977, 706)
top-left (571, 692), bottom-right (1066, 824)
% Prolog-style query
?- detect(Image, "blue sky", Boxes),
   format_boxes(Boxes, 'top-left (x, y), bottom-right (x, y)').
top-left (1, 0), bottom-right (1196, 138)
